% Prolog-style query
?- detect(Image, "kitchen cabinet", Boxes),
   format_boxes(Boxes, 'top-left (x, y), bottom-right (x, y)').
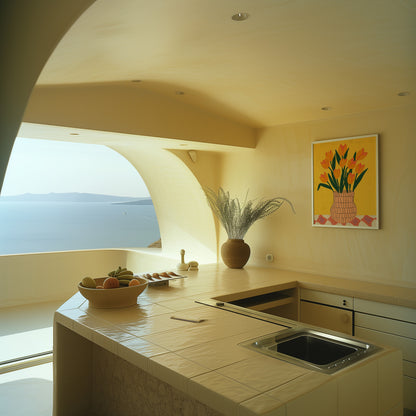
top-left (214, 282), bottom-right (416, 413)
top-left (299, 288), bottom-right (353, 335)
top-left (355, 298), bottom-right (416, 414)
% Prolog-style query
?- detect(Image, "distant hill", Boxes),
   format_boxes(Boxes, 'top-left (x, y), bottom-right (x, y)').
top-left (113, 199), bottom-right (154, 205)
top-left (0, 192), bottom-right (152, 204)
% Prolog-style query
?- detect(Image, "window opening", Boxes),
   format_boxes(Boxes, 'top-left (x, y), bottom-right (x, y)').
top-left (0, 138), bottom-right (161, 370)
top-left (0, 137), bottom-right (160, 255)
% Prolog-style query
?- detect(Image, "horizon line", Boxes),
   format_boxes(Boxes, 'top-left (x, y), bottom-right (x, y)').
top-left (0, 191), bottom-right (150, 198)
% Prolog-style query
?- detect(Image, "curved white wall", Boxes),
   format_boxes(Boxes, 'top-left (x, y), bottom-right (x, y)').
top-left (0, 248), bottom-right (182, 308)
top-left (0, 0), bottom-right (96, 192)
top-left (109, 143), bottom-right (218, 263)
top-left (1, 250), bottom-right (126, 307)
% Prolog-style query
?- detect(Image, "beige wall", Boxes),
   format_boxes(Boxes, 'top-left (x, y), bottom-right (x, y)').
top-left (220, 104), bottom-right (416, 285)
top-left (2, 103), bottom-right (414, 308)
top-left (1, 2), bottom-right (414, 310)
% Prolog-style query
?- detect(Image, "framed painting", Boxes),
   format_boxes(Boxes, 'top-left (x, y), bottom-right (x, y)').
top-left (312, 134), bottom-right (379, 229)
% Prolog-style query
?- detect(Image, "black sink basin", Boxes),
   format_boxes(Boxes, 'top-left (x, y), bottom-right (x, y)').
top-left (272, 333), bottom-right (358, 365)
top-left (240, 327), bottom-right (381, 373)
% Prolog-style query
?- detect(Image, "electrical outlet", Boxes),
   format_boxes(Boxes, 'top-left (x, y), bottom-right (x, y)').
top-left (266, 253), bottom-right (274, 262)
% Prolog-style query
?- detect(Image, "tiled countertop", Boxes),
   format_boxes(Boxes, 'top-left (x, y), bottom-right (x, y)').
top-left (54, 264), bottom-right (409, 415)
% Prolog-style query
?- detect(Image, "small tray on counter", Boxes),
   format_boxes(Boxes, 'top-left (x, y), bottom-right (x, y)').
top-left (139, 271), bottom-right (187, 286)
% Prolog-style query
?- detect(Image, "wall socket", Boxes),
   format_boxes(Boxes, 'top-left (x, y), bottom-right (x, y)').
top-left (265, 253), bottom-right (274, 262)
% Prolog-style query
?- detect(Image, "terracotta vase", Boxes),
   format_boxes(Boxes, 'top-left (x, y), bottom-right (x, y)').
top-left (330, 192), bottom-right (357, 224)
top-left (221, 239), bottom-right (251, 269)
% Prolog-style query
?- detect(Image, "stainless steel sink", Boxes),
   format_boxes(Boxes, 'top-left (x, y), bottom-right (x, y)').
top-left (240, 327), bottom-right (381, 374)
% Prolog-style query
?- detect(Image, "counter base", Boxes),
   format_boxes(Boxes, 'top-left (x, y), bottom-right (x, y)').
top-left (54, 324), bottom-right (222, 416)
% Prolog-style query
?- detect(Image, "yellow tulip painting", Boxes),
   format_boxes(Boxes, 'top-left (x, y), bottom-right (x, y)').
top-left (312, 134), bottom-right (378, 229)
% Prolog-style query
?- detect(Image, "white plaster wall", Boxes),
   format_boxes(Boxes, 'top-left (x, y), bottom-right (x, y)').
top-left (1, 248), bottom-right (202, 308)
top-left (1, 249), bottom-right (126, 307)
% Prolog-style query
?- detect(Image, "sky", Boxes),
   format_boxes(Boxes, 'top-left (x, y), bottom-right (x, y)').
top-left (1, 138), bottom-right (150, 198)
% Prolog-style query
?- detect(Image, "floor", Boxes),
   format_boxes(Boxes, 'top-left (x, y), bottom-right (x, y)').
top-left (0, 300), bottom-right (63, 416)
top-left (0, 363), bottom-right (53, 416)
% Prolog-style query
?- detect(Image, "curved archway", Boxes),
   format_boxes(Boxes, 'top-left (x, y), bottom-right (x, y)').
top-left (1, 0), bottom-right (235, 264)
top-left (109, 143), bottom-right (218, 263)
top-left (0, 0), bottom-right (97, 191)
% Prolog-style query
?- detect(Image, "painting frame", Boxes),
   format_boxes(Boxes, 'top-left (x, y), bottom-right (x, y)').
top-left (312, 134), bottom-right (379, 229)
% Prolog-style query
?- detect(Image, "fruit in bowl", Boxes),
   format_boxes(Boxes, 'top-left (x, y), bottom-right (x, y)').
top-left (103, 276), bottom-right (120, 289)
top-left (78, 267), bottom-right (147, 308)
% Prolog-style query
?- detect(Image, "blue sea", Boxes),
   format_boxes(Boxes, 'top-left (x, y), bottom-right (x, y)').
top-left (0, 201), bottom-right (160, 255)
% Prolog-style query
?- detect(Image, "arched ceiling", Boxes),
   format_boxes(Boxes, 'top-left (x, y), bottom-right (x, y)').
top-left (36, 0), bottom-right (415, 128)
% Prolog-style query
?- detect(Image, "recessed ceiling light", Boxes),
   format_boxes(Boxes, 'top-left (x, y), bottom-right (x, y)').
top-left (321, 106), bottom-right (332, 111)
top-left (397, 91), bottom-right (410, 96)
top-left (232, 12), bottom-right (249, 21)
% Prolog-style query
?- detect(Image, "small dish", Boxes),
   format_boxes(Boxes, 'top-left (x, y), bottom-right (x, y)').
top-left (141, 271), bottom-right (187, 286)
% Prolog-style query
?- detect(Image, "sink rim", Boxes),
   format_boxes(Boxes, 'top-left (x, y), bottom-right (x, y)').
top-left (239, 326), bottom-right (382, 374)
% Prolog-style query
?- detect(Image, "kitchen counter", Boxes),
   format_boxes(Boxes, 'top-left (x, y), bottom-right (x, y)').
top-left (53, 265), bottom-right (408, 416)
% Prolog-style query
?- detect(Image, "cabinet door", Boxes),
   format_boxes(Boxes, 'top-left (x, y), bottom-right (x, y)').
top-left (355, 326), bottom-right (416, 366)
top-left (300, 300), bottom-right (353, 335)
top-left (355, 327), bottom-right (416, 413)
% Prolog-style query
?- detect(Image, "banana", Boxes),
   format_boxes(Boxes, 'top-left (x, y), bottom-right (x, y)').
top-left (108, 266), bottom-right (135, 279)
top-left (118, 279), bottom-right (131, 286)
top-left (118, 270), bottom-right (133, 276)
top-left (116, 275), bottom-right (134, 280)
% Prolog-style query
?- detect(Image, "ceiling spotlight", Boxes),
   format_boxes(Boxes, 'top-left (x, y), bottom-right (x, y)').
top-left (232, 12), bottom-right (249, 21)
top-left (397, 91), bottom-right (410, 96)
top-left (321, 106), bottom-right (332, 111)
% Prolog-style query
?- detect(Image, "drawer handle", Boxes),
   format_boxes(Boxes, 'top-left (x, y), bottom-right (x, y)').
top-left (343, 300), bottom-right (347, 306)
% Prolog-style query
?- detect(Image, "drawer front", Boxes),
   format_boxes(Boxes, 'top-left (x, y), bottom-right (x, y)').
top-left (355, 312), bottom-right (416, 339)
top-left (300, 288), bottom-right (353, 309)
top-left (355, 298), bottom-right (416, 324)
top-left (300, 300), bottom-right (353, 335)
top-left (404, 375), bottom-right (416, 412)
top-left (355, 326), bottom-right (416, 364)
top-left (404, 360), bottom-right (416, 379)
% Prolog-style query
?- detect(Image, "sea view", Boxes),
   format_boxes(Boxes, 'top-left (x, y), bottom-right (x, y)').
top-left (0, 197), bottom-right (160, 255)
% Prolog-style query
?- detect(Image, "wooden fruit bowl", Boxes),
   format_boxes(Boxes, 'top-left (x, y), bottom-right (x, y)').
top-left (78, 277), bottom-right (148, 308)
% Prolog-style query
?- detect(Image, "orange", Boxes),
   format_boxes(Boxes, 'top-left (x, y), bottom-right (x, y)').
top-left (103, 277), bottom-right (120, 289)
